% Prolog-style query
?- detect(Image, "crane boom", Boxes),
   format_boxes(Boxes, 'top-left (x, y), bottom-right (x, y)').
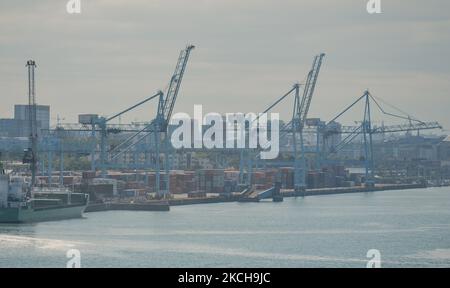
top-left (159, 44), bottom-right (195, 131)
top-left (109, 45), bottom-right (195, 160)
top-left (326, 121), bottom-right (443, 155)
top-left (297, 53), bottom-right (325, 131)
top-left (327, 121), bottom-right (442, 135)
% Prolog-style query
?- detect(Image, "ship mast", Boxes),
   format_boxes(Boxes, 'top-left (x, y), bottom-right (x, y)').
top-left (26, 60), bottom-right (38, 187)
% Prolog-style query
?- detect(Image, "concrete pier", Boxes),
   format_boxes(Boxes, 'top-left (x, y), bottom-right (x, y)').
top-left (85, 183), bottom-right (428, 212)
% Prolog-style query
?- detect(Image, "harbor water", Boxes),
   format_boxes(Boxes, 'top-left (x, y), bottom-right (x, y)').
top-left (1, 187), bottom-right (450, 268)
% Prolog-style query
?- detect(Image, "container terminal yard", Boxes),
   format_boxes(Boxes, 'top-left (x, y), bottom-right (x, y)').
top-left (0, 45), bottom-right (449, 215)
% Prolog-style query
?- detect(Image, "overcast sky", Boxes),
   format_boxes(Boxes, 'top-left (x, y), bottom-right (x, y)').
top-left (1, 0), bottom-right (449, 131)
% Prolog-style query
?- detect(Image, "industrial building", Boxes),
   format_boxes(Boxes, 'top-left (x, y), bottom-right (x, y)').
top-left (0, 104), bottom-right (50, 137)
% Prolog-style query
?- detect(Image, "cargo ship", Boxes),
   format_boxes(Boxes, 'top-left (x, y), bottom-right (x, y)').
top-left (0, 59), bottom-right (89, 223)
top-left (0, 171), bottom-right (89, 223)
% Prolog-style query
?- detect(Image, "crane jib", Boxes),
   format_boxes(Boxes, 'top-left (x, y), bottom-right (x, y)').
top-left (108, 45), bottom-right (195, 161)
top-left (294, 53), bottom-right (326, 133)
top-left (161, 45), bottom-right (195, 128)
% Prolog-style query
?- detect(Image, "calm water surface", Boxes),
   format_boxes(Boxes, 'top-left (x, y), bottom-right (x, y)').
top-left (1, 187), bottom-right (450, 267)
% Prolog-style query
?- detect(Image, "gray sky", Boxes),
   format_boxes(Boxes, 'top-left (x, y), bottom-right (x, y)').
top-left (1, 0), bottom-right (449, 130)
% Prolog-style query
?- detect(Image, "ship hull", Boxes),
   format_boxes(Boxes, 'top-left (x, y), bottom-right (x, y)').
top-left (0, 203), bottom-right (87, 223)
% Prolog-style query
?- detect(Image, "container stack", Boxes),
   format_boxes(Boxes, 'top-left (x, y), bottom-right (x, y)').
top-left (307, 171), bottom-right (321, 189)
top-left (168, 172), bottom-right (182, 194)
top-left (36, 175), bottom-right (76, 186)
top-left (321, 167), bottom-right (337, 188)
top-left (223, 179), bottom-right (236, 193)
top-left (250, 170), bottom-right (276, 190)
top-left (92, 178), bottom-right (118, 196)
top-left (349, 173), bottom-right (362, 186)
top-left (82, 171), bottom-right (97, 185)
top-left (224, 170), bottom-right (240, 182)
top-left (62, 176), bottom-right (75, 185)
top-left (280, 167), bottom-right (294, 189)
top-left (125, 180), bottom-right (146, 190)
top-left (224, 170), bottom-right (240, 192)
top-left (264, 169), bottom-right (278, 188)
top-left (82, 171), bottom-right (97, 179)
top-left (184, 171), bottom-right (197, 193)
top-left (197, 169), bottom-right (225, 194)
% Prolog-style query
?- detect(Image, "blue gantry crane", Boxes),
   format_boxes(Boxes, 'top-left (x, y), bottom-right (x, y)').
top-left (36, 45), bottom-right (195, 192)
top-left (321, 90), bottom-right (442, 187)
top-left (93, 91), bottom-right (163, 178)
top-left (108, 45), bottom-right (195, 197)
top-left (258, 53), bottom-right (325, 194)
top-left (237, 53), bottom-right (325, 200)
top-left (291, 53), bottom-right (325, 192)
top-left (75, 45), bottom-right (194, 184)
